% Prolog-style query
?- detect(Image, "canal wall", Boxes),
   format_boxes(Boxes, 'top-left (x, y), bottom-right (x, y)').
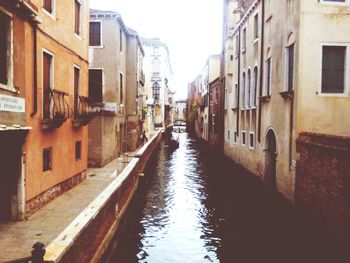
top-left (43, 128), bottom-right (167, 263)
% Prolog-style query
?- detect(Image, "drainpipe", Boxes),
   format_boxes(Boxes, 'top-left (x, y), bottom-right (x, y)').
top-left (257, 0), bottom-right (265, 142)
top-left (31, 26), bottom-right (37, 116)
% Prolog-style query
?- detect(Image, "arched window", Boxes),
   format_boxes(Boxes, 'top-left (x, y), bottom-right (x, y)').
top-left (253, 67), bottom-right (258, 106)
top-left (247, 69), bottom-right (251, 108)
top-left (242, 71), bottom-right (246, 108)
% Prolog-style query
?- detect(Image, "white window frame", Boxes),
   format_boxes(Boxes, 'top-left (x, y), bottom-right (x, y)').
top-left (242, 71), bottom-right (246, 109)
top-left (89, 20), bottom-right (103, 48)
top-left (319, 43), bottom-right (349, 97)
top-left (73, 64), bottom-right (81, 98)
top-left (241, 130), bottom-right (246, 146)
top-left (284, 43), bottom-right (295, 92)
top-left (0, 8), bottom-right (15, 93)
top-left (249, 131), bottom-right (255, 150)
top-left (253, 12), bottom-right (259, 41)
top-left (42, 0), bottom-right (56, 20)
top-left (252, 65), bottom-right (259, 108)
top-left (74, 0), bottom-right (82, 38)
top-left (265, 57), bottom-right (272, 96)
top-left (88, 67), bottom-right (104, 102)
top-left (320, 0), bottom-right (349, 6)
top-left (42, 49), bottom-right (55, 118)
top-left (247, 68), bottom-right (252, 108)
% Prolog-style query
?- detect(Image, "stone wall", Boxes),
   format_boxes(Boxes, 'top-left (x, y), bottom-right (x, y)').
top-left (295, 132), bottom-right (350, 232)
top-left (44, 129), bottom-right (164, 263)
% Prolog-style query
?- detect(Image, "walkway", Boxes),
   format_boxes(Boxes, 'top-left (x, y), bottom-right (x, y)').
top-left (0, 158), bottom-right (128, 262)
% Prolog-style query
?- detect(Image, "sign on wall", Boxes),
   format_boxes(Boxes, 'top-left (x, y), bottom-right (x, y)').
top-left (0, 94), bottom-right (25, 113)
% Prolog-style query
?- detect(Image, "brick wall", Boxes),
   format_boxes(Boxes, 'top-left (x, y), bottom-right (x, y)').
top-left (296, 132), bottom-right (350, 232)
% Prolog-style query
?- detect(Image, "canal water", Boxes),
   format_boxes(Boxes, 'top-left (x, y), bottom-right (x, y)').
top-left (109, 133), bottom-right (348, 263)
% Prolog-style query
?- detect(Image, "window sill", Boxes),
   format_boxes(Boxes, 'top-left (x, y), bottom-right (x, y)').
top-left (231, 107), bottom-right (238, 111)
top-left (89, 45), bottom-right (104, 49)
top-left (241, 48), bottom-right (246, 54)
top-left (259, 95), bottom-right (271, 103)
top-left (319, 1), bottom-right (350, 7)
top-left (316, 91), bottom-right (348, 97)
top-left (74, 33), bottom-right (82, 40)
top-left (43, 9), bottom-right (56, 20)
top-left (253, 38), bottom-right (259, 45)
top-left (279, 90), bottom-right (294, 99)
top-left (0, 84), bottom-right (19, 94)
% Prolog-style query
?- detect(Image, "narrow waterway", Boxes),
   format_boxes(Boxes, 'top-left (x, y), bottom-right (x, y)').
top-left (109, 133), bottom-right (348, 263)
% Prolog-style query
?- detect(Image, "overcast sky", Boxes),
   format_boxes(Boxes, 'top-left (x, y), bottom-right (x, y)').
top-left (90, 0), bottom-right (223, 99)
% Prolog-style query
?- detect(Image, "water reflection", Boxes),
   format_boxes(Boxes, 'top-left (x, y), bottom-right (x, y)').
top-left (109, 133), bottom-right (349, 263)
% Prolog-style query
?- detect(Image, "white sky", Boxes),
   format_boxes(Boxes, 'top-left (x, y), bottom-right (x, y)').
top-left (90, 0), bottom-right (223, 100)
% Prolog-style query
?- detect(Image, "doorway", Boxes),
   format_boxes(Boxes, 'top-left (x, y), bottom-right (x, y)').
top-left (0, 133), bottom-right (22, 221)
top-left (264, 129), bottom-right (277, 189)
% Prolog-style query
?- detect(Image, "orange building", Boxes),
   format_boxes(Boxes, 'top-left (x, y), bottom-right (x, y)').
top-left (0, 0), bottom-right (91, 221)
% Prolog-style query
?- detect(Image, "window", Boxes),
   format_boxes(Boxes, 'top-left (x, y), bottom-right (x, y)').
top-left (286, 44), bottom-right (295, 92)
top-left (235, 35), bottom-right (240, 56)
top-left (254, 14), bottom-right (259, 39)
top-left (89, 69), bottom-right (103, 102)
top-left (247, 69), bottom-right (251, 107)
top-left (75, 141), bottom-right (81, 160)
top-left (253, 67), bottom-right (258, 106)
top-left (43, 0), bottom-right (55, 15)
top-left (153, 82), bottom-right (160, 104)
top-left (242, 72), bottom-right (246, 108)
top-left (227, 130), bottom-right (231, 140)
top-left (225, 87), bottom-right (228, 109)
top-left (233, 131), bottom-right (237, 143)
top-left (242, 131), bottom-right (246, 146)
top-left (43, 51), bottom-right (54, 119)
top-left (321, 45), bottom-right (346, 94)
top-left (0, 11), bottom-right (12, 89)
top-left (120, 73), bottom-right (123, 103)
top-left (120, 28), bottom-right (123, 52)
top-left (249, 132), bottom-right (255, 149)
top-left (43, 147), bottom-right (52, 172)
top-left (74, 0), bottom-right (81, 35)
top-left (234, 83), bottom-right (238, 108)
top-left (73, 66), bottom-right (80, 116)
top-left (89, 21), bottom-right (101, 47)
top-left (265, 58), bottom-right (272, 96)
top-left (242, 28), bottom-right (247, 50)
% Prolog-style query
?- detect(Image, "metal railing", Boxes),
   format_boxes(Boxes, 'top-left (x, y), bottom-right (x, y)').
top-left (43, 89), bottom-right (72, 121)
top-left (75, 95), bottom-right (94, 118)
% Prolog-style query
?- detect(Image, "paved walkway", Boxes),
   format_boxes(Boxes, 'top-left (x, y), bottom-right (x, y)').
top-left (0, 158), bottom-right (129, 262)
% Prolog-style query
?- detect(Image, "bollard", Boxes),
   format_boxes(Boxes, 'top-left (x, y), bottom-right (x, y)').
top-left (31, 242), bottom-right (45, 263)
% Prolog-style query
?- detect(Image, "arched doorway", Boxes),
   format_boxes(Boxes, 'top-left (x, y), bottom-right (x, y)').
top-left (264, 129), bottom-right (277, 189)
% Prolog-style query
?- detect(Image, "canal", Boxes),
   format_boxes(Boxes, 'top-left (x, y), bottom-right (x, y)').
top-left (108, 133), bottom-right (348, 263)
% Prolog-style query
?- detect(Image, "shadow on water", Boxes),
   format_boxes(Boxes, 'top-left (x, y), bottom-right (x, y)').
top-left (106, 133), bottom-right (350, 263)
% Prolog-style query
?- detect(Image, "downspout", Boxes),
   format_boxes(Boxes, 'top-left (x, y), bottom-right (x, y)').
top-left (31, 25), bottom-right (37, 116)
top-left (257, 0), bottom-right (265, 142)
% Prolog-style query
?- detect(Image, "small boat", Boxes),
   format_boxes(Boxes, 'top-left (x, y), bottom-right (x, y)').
top-left (168, 138), bottom-right (179, 150)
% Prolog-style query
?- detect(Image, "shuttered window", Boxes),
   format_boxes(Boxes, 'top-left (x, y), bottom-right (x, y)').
top-left (89, 21), bottom-right (101, 46)
top-left (0, 12), bottom-right (10, 85)
top-left (43, 52), bottom-right (53, 119)
top-left (43, 0), bottom-right (53, 14)
top-left (322, 46), bottom-right (346, 94)
top-left (89, 69), bottom-right (103, 102)
top-left (74, 67), bottom-right (80, 115)
top-left (75, 0), bottom-right (81, 35)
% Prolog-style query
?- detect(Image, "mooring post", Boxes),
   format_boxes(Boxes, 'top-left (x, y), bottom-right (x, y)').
top-left (31, 242), bottom-right (45, 263)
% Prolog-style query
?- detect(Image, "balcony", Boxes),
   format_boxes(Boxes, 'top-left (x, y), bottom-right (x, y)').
top-left (42, 89), bottom-right (72, 130)
top-left (73, 96), bottom-right (95, 128)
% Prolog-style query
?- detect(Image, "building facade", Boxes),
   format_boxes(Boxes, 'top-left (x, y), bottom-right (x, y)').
top-left (222, 0), bottom-right (350, 229)
top-left (142, 38), bottom-right (174, 130)
top-left (88, 10), bottom-right (145, 167)
top-left (174, 100), bottom-right (187, 123)
top-left (0, 0), bottom-right (91, 220)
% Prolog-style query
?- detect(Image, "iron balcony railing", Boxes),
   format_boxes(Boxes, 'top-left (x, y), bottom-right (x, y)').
top-left (42, 89), bottom-right (72, 129)
top-left (73, 95), bottom-right (95, 127)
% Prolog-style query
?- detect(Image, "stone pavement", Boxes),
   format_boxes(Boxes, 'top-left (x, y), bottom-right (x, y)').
top-left (0, 158), bottom-right (128, 262)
